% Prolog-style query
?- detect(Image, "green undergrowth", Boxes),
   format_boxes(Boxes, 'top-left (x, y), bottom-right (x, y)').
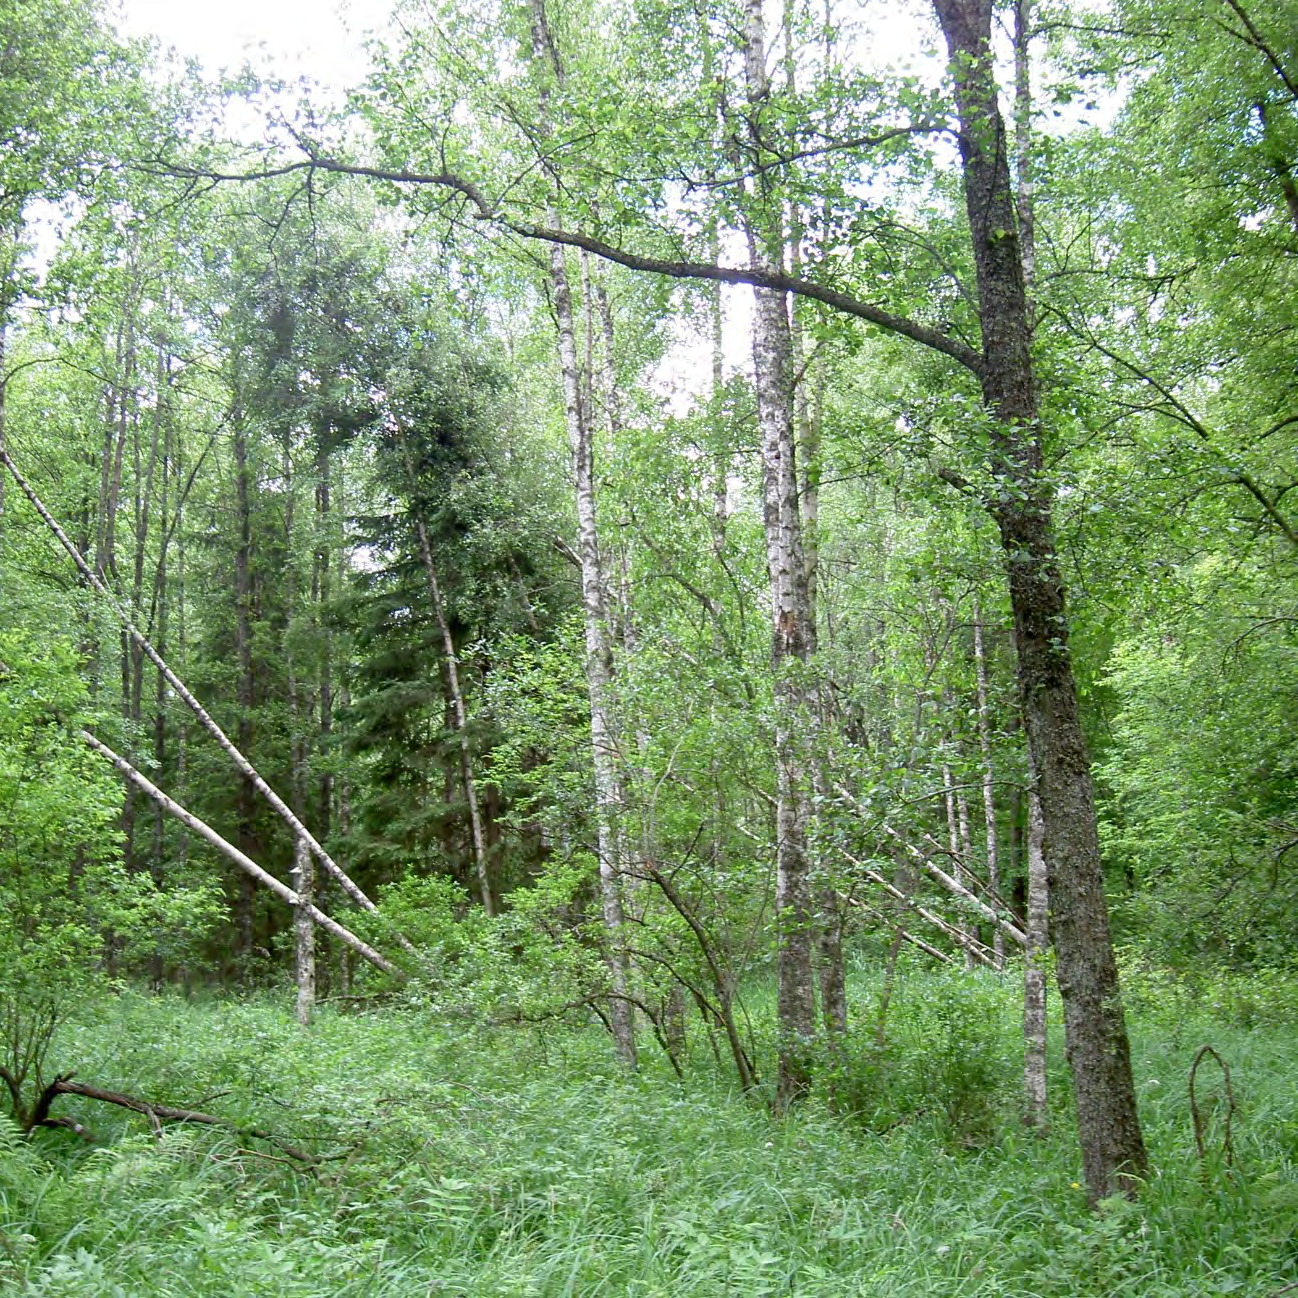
top-left (2, 966), bottom-right (1295, 1296)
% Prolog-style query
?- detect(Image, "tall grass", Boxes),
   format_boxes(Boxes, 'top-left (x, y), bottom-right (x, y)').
top-left (2, 963), bottom-right (1295, 1295)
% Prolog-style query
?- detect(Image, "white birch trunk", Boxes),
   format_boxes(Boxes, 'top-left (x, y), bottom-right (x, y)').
top-left (81, 731), bottom-right (397, 977)
top-left (972, 606), bottom-right (1004, 967)
top-left (839, 862), bottom-right (999, 968)
top-left (875, 818), bottom-right (1027, 947)
top-left (528, 0), bottom-right (636, 1067)
top-left (0, 447), bottom-right (398, 937)
top-left (292, 834), bottom-right (316, 1024)
top-left (744, 0), bottom-right (818, 1106)
top-left (956, 786), bottom-right (977, 970)
top-left (1024, 772), bottom-right (1049, 1128)
top-left (780, 26), bottom-right (843, 1035)
top-left (941, 754), bottom-right (974, 969)
top-left (549, 236), bottom-right (637, 1067)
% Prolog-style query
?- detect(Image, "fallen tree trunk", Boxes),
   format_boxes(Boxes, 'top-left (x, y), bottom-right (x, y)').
top-left (890, 825), bottom-right (1027, 948)
top-left (82, 731), bottom-right (400, 977)
top-left (831, 780), bottom-right (1026, 947)
top-left (30, 1074), bottom-right (317, 1165)
top-left (2, 447), bottom-right (390, 930)
top-left (838, 857), bottom-right (1000, 969)
top-left (843, 899), bottom-right (956, 966)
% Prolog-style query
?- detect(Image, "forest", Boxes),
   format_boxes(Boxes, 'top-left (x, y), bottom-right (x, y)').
top-left (1, 0), bottom-right (1296, 1291)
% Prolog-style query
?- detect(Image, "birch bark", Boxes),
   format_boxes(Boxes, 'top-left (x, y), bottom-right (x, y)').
top-left (743, 0), bottom-right (819, 1106)
top-left (529, 0), bottom-right (636, 1066)
top-left (292, 834), bottom-right (316, 1025)
top-left (972, 605), bottom-right (1004, 967)
top-left (0, 447), bottom-right (390, 930)
top-left (283, 431), bottom-right (316, 1024)
top-left (82, 732), bottom-right (396, 976)
top-left (551, 239), bottom-right (636, 1066)
top-left (1023, 765), bottom-right (1049, 1128)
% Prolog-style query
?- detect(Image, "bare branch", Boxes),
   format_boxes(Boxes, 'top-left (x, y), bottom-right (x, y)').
top-left (155, 152), bottom-right (986, 374)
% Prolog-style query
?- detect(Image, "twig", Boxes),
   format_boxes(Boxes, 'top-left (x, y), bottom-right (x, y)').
top-left (1189, 1045), bottom-right (1236, 1182)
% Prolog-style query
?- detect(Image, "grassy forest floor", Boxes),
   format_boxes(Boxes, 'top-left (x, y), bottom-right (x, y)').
top-left (2, 962), bottom-right (1296, 1296)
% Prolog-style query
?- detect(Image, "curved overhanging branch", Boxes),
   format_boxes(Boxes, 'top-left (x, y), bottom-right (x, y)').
top-left (156, 153), bottom-right (985, 376)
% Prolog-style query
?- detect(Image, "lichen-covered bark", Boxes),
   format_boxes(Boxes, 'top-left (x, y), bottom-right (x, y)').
top-left (932, 0), bottom-right (1147, 1198)
top-left (293, 835), bottom-right (315, 1026)
top-left (528, 0), bottom-right (636, 1068)
top-left (744, 0), bottom-right (818, 1107)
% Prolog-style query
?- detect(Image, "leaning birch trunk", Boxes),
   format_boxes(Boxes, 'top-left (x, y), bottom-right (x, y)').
top-left (875, 819), bottom-right (1027, 948)
top-left (841, 868), bottom-right (998, 970)
top-left (0, 448), bottom-right (400, 944)
top-left (292, 835), bottom-right (315, 1024)
top-left (743, 0), bottom-right (819, 1109)
top-left (82, 731), bottom-right (397, 977)
top-left (1023, 773), bottom-right (1049, 1128)
top-left (528, 0), bottom-right (635, 1067)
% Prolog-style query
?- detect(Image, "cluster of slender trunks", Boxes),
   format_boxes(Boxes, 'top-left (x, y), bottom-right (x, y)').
top-left (0, 0), bottom-right (1149, 1203)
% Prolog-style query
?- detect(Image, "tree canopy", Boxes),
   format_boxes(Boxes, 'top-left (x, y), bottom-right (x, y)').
top-left (0, 0), bottom-right (1295, 1233)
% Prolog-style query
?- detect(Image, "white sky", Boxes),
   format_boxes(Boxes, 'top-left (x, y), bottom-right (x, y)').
top-left (114, 0), bottom-right (381, 91)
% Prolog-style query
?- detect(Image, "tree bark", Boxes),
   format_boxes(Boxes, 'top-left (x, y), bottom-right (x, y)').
top-left (942, 749), bottom-right (976, 970)
top-left (1023, 769), bottom-right (1049, 1129)
top-left (876, 820), bottom-right (1027, 948)
top-left (931, 0), bottom-right (1147, 1198)
top-left (1012, 0), bottom-right (1036, 292)
top-left (292, 834), bottom-right (316, 1025)
top-left (0, 447), bottom-right (390, 930)
top-left (972, 603), bottom-right (1004, 967)
top-left (743, 0), bottom-right (819, 1110)
top-left (81, 731), bottom-right (397, 976)
top-left (840, 860), bottom-right (1001, 968)
top-left (529, 0), bottom-right (636, 1067)
top-left (550, 237), bottom-right (636, 1067)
